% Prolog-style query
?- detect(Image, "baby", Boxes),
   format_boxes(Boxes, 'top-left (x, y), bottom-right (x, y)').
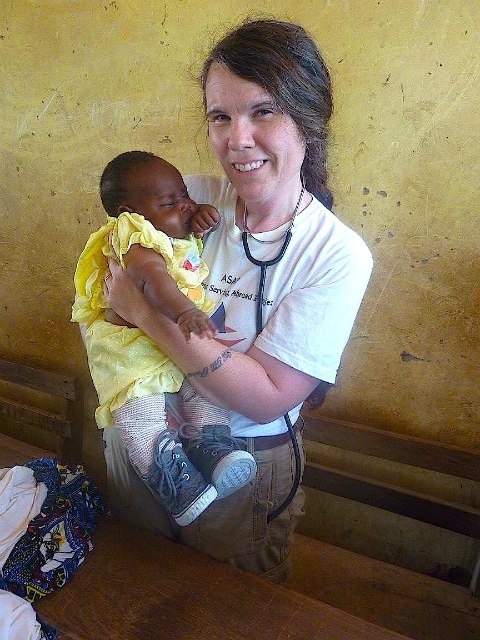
top-left (72, 151), bottom-right (256, 526)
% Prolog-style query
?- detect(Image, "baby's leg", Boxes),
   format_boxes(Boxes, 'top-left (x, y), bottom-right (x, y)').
top-left (113, 393), bottom-right (170, 477)
top-left (179, 380), bottom-right (257, 499)
top-left (180, 379), bottom-right (229, 428)
top-left (113, 393), bottom-right (216, 526)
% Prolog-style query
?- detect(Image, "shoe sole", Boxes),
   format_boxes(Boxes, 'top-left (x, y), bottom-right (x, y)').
top-left (174, 484), bottom-right (218, 527)
top-left (211, 451), bottom-right (257, 499)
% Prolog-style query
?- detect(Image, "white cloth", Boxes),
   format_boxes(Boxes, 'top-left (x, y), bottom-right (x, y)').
top-left (0, 590), bottom-right (43, 640)
top-left (185, 175), bottom-right (373, 437)
top-left (0, 466), bottom-right (47, 570)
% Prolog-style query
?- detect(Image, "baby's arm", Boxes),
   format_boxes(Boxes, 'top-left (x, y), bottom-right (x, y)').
top-left (124, 244), bottom-right (216, 340)
top-left (191, 204), bottom-right (220, 238)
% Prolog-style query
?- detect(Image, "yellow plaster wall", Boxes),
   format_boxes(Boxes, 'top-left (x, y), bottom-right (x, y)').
top-left (1, 1), bottom-right (479, 566)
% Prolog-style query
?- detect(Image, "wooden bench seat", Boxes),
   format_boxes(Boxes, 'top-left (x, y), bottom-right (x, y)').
top-left (4, 427), bottom-right (478, 640)
top-left (0, 358), bottom-right (82, 462)
top-left (33, 515), bottom-right (411, 640)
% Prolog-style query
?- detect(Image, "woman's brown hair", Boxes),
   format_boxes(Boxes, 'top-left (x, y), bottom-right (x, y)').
top-left (201, 19), bottom-right (334, 208)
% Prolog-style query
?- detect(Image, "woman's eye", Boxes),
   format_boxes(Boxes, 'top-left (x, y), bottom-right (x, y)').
top-left (256, 108), bottom-right (274, 117)
top-left (208, 113), bottom-right (229, 123)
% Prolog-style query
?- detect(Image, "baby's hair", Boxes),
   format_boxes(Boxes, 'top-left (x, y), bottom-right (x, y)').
top-left (100, 150), bottom-right (157, 216)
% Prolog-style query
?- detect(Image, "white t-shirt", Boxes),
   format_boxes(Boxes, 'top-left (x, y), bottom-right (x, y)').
top-left (185, 175), bottom-right (373, 437)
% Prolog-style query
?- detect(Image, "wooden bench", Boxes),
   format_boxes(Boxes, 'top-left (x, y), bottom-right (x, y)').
top-left (34, 514), bottom-right (414, 640)
top-left (0, 357), bottom-right (411, 640)
top-left (0, 357), bottom-right (83, 462)
top-left (301, 414), bottom-right (480, 595)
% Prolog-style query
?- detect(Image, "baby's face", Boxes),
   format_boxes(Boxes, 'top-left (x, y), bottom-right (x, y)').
top-left (122, 157), bottom-right (198, 238)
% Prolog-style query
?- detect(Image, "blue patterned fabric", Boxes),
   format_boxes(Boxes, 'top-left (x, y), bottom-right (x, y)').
top-left (2, 458), bottom-right (105, 604)
top-left (38, 617), bottom-right (57, 640)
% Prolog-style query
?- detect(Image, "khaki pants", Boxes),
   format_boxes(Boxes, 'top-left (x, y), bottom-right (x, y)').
top-left (103, 425), bottom-right (305, 583)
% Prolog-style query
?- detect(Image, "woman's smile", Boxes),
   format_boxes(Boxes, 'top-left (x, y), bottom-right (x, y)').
top-left (233, 160), bottom-right (267, 172)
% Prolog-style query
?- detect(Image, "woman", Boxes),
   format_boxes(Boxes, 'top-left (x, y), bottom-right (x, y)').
top-left (102, 18), bottom-right (373, 583)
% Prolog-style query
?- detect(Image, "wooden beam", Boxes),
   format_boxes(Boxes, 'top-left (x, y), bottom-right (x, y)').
top-left (0, 358), bottom-right (77, 400)
top-left (64, 376), bottom-right (83, 461)
top-left (0, 397), bottom-right (71, 438)
top-left (303, 462), bottom-right (480, 538)
top-left (0, 433), bottom-right (54, 468)
top-left (303, 415), bottom-right (480, 482)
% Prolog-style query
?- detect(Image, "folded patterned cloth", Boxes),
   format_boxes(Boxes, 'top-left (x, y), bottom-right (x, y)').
top-left (0, 467), bottom-right (47, 571)
top-left (2, 458), bottom-right (105, 602)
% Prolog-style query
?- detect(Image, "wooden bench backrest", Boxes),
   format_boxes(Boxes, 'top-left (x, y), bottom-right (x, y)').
top-left (302, 415), bottom-right (480, 539)
top-left (0, 358), bottom-right (83, 462)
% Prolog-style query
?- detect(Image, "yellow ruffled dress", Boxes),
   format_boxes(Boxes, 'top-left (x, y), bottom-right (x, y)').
top-left (72, 212), bottom-right (214, 428)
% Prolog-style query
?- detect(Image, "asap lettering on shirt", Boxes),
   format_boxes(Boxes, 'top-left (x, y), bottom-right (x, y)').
top-left (202, 273), bottom-right (274, 306)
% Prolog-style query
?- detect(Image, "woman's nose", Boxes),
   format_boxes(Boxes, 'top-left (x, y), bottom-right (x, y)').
top-left (228, 118), bottom-right (255, 151)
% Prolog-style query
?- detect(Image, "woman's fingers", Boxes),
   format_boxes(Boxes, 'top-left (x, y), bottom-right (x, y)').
top-left (108, 256), bottom-right (122, 274)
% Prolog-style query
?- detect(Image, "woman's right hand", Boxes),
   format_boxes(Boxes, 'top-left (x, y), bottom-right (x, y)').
top-left (103, 258), bottom-right (150, 327)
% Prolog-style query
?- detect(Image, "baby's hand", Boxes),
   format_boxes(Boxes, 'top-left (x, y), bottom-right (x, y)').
top-left (191, 204), bottom-right (220, 238)
top-left (176, 308), bottom-right (217, 340)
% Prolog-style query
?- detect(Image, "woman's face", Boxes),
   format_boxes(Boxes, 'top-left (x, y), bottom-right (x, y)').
top-left (205, 63), bottom-right (305, 209)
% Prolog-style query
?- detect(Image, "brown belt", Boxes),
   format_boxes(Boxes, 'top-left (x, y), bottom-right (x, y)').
top-left (247, 424), bottom-right (298, 451)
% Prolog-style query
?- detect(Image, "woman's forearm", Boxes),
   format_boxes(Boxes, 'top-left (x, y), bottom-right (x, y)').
top-left (130, 299), bottom-right (317, 423)
top-left (104, 258), bottom-right (319, 422)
